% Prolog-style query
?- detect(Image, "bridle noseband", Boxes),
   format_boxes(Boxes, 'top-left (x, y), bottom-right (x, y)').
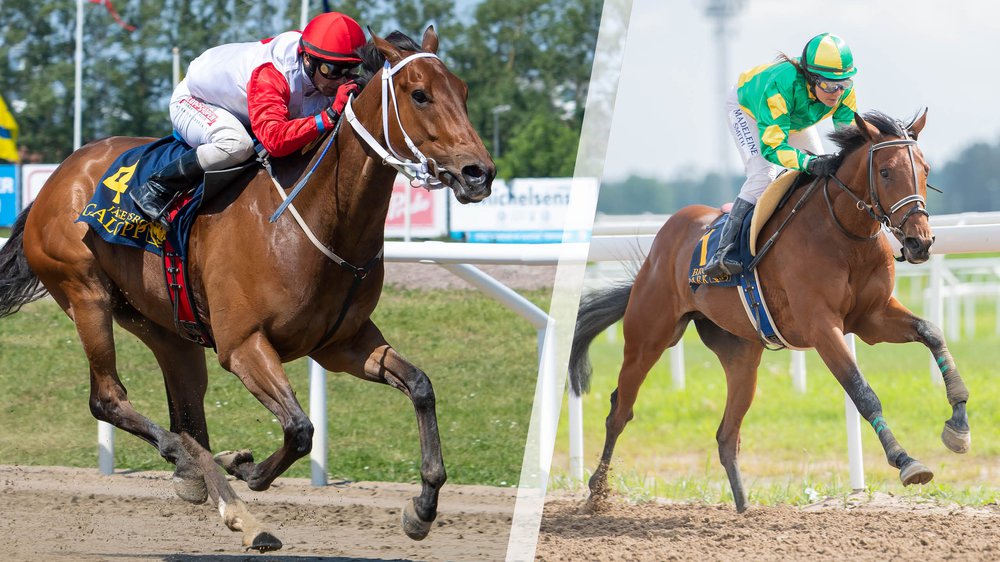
top-left (826, 135), bottom-right (928, 241)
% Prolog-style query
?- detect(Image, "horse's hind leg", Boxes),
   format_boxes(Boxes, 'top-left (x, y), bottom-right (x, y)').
top-left (589, 288), bottom-right (690, 506)
top-left (694, 318), bottom-right (763, 513)
top-left (49, 282), bottom-right (203, 490)
top-left (114, 307), bottom-right (211, 503)
top-left (311, 320), bottom-right (445, 541)
top-left (854, 297), bottom-right (970, 454)
top-left (813, 323), bottom-right (934, 486)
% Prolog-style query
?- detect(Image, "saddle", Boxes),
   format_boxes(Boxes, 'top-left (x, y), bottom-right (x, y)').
top-left (77, 136), bottom-right (258, 348)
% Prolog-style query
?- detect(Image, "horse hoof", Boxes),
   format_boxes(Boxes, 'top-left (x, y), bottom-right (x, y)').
top-left (172, 475), bottom-right (208, 504)
top-left (900, 461), bottom-right (934, 486)
top-left (401, 499), bottom-right (433, 541)
top-left (942, 424), bottom-right (971, 454)
top-left (214, 449), bottom-right (254, 477)
top-left (245, 531), bottom-right (282, 552)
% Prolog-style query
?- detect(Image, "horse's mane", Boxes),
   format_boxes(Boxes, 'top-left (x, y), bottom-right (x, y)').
top-left (354, 31), bottom-right (423, 90)
top-left (827, 110), bottom-right (912, 161)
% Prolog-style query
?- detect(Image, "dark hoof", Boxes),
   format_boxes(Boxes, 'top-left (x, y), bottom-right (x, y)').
top-left (214, 449), bottom-right (254, 479)
top-left (900, 460), bottom-right (934, 486)
top-left (172, 474), bottom-right (208, 504)
top-left (246, 531), bottom-right (282, 552)
top-left (401, 498), bottom-right (433, 541)
top-left (942, 423), bottom-right (971, 454)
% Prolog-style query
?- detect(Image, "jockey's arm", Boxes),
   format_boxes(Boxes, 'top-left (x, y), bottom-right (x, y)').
top-left (750, 81), bottom-right (815, 172)
top-left (247, 63), bottom-right (338, 157)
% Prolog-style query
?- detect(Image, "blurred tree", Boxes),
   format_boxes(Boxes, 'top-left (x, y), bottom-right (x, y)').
top-left (0, 0), bottom-right (603, 180)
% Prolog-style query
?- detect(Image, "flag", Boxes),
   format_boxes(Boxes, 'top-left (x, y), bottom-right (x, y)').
top-left (0, 94), bottom-right (18, 163)
top-left (88, 0), bottom-right (137, 32)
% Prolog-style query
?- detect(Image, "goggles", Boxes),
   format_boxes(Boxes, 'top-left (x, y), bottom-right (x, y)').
top-left (313, 58), bottom-right (360, 80)
top-left (814, 77), bottom-right (853, 94)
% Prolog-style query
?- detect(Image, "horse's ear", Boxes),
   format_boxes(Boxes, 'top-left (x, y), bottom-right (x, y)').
top-left (369, 28), bottom-right (403, 65)
top-left (909, 108), bottom-right (928, 139)
top-left (854, 112), bottom-right (881, 141)
top-left (421, 25), bottom-right (439, 54)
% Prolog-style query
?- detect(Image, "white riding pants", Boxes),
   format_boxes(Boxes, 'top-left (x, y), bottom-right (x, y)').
top-left (169, 80), bottom-right (256, 171)
top-left (726, 87), bottom-right (824, 204)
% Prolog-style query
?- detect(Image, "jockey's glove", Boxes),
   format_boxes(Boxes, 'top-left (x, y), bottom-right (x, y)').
top-left (331, 81), bottom-right (360, 116)
top-left (806, 153), bottom-right (840, 177)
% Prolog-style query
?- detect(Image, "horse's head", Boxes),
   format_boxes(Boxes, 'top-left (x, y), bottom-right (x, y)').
top-left (357, 27), bottom-right (495, 204)
top-left (832, 110), bottom-right (934, 263)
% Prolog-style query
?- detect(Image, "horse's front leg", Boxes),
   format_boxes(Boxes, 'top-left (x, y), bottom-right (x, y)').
top-left (853, 296), bottom-right (970, 453)
top-left (215, 332), bottom-right (314, 491)
top-left (812, 324), bottom-right (934, 486)
top-left (312, 320), bottom-right (445, 541)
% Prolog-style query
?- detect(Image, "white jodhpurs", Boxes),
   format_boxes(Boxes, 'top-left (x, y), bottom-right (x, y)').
top-left (169, 80), bottom-right (256, 171)
top-left (725, 87), bottom-right (824, 204)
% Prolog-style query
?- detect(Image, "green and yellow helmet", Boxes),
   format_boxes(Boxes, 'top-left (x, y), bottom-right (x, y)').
top-left (800, 33), bottom-right (857, 80)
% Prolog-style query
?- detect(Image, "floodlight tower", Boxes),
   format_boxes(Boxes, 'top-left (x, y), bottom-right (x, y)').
top-left (703, 0), bottom-right (746, 180)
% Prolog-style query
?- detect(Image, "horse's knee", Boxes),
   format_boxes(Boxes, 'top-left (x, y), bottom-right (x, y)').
top-left (717, 433), bottom-right (740, 465)
top-left (915, 319), bottom-right (945, 349)
top-left (407, 370), bottom-right (436, 411)
top-left (88, 386), bottom-right (127, 423)
top-left (284, 416), bottom-right (314, 456)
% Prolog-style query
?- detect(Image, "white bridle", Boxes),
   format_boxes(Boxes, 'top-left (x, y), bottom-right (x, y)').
top-left (342, 52), bottom-right (445, 190)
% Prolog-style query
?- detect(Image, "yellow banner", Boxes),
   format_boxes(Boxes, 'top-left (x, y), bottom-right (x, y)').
top-left (0, 94), bottom-right (18, 163)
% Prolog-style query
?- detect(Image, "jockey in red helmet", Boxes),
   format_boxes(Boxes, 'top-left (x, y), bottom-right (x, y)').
top-left (131, 12), bottom-right (367, 227)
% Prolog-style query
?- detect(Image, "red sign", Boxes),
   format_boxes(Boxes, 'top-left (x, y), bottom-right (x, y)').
top-left (385, 175), bottom-right (446, 237)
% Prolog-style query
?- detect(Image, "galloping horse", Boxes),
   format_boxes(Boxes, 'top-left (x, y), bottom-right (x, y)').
top-left (0, 28), bottom-right (494, 550)
top-left (570, 110), bottom-right (971, 512)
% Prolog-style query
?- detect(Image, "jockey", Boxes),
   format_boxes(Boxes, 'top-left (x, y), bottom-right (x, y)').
top-left (703, 32), bottom-right (858, 278)
top-left (130, 11), bottom-right (367, 226)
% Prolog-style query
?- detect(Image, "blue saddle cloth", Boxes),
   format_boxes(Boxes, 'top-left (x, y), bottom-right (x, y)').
top-left (688, 206), bottom-right (789, 347)
top-left (688, 208), bottom-right (755, 288)
top-left (76, 136), bottom-right (210, 258)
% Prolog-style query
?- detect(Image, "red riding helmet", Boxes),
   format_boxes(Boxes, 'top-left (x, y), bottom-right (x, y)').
top-left (300, 12), bottom-right (366, 64)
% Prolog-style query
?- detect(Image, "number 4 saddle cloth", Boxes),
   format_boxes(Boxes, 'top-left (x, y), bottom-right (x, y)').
top-left (76, 136), bottom-right (257, 348)
top-left (687, 171), bottom-right (807, 350)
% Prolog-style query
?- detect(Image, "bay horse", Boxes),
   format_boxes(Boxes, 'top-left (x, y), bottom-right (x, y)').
top-left (0, 27), bottom-right (494, 550)
top-left (570, 110), bottom-right (971, 512)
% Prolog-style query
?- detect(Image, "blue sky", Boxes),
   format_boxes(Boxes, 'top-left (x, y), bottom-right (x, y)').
top-left (602, 0), bottom-right (1000, 181)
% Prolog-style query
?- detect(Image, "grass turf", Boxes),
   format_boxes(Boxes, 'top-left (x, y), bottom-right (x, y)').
top-left (553, 276), bottom-right (1000, 506)
top-left (0, 286), bottom-right (547, 487)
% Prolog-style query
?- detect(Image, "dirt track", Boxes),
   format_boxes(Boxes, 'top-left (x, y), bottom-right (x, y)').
top-left (0, 465), bottom-right (515, 561)
top-left (537, 492), bottom-right (1000, 561)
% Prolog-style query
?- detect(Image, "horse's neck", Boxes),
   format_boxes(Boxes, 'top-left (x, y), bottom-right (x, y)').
top-left (292, 96), bottom-right (397, 266)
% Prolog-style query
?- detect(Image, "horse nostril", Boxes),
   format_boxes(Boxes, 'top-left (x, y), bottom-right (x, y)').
top-left (462, 165), bottom-right (487, 187)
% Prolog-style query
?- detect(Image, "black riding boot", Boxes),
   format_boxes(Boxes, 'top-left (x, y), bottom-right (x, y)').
top-left (703, 197), bottom-right (754, 278)
top-left (129, 149), bottom-right (204, 227)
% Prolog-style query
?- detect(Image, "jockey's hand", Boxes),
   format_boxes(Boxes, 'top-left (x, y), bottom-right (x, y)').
top-left (333, 81), bottom-right (359, 113)
top-left (807, 153), bottom-right (840, 176)
top-left (324, 80), bottom-right (360, 122)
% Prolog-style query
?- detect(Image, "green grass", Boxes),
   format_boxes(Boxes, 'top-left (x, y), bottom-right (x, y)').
top-left (554, 275), bottom-right (1000, 506)
top-left (0, 286), bottom-right (548, 487)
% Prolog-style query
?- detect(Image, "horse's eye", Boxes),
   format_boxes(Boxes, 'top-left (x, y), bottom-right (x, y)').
top-left (412, 90), bottom-right (429, 104)
top-left (880, 169), bottom-right (889, 179)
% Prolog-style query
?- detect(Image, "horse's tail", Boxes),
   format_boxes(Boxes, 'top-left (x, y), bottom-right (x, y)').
top-left (0, 203), bottom-right (47, 318)
top-left (568, 278), bottom-right (634, 396)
